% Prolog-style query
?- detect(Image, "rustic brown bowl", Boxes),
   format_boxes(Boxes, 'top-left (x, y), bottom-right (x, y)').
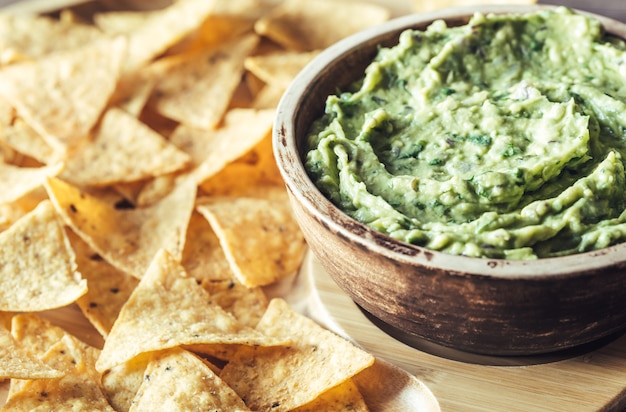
top-left (273, 5), bottom-right (626, 356)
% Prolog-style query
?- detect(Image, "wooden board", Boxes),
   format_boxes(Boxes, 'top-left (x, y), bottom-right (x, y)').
top-left (300, 251), bottom-right (626, 411)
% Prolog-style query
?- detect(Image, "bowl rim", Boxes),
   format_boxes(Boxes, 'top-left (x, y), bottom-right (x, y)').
top-left (274, 4), bottom-right (626, 280)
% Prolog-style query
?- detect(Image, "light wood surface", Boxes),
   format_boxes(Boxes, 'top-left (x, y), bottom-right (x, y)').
top-left (299, 251), bottom-right (626, 411)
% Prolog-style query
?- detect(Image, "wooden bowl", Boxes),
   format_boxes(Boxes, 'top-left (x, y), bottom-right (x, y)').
top-left (273, 5), bottom-right (626, 356)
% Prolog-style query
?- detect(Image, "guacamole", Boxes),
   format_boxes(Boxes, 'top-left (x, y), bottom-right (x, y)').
top-left (304, 8), bottom-right (626, 259)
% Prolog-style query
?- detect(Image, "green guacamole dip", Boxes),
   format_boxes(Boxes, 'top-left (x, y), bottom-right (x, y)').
top-left (304, 8), bottom-right (626, 259)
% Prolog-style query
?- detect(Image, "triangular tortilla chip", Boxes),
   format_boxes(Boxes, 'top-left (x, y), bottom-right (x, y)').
top-left (148, 33), bottom-right (259, 129)
top-left (202, 279), bottom-right (268, 328)
top-left (244, 50), bottom-right (320, 88)
top-left (95, 249), bottom-right (291, 373)
top-left (254, 0), bottom-right (390, 51)
top-left (0, 200), bottom-right (87, 311)
top-left (69, 231), bottom-right (139, 337)
top-left (292, 379), bottom-right (369, 412)
top-left (59, 107), bottom-right (190, 186)
top-left (45, 176), bottom-right (196, 279)
top-left (101, 354), bottom-right (151, 412)
top-left (0, 12), bottom-right (103, 64)
top-left (0, 162), bottom-right (62, 204)
top-left (181, 211), bottom-right (235, 282)
top-left (196, 191), bottom-right (306, 287)
top-left (170, 108), bottom-right (275, 184)
top-left (130, 348), bottom-right (250, 411)
top-left (3, 335), bottom-right (114, 411)
top-left (0, 326), bottom-right (64, 380)
top-left (0, 36), bottom-right (126, 152)
top-left (121, 0), bottom-right (218, 73)
top-left (220, 298), bottom-right (375, 411)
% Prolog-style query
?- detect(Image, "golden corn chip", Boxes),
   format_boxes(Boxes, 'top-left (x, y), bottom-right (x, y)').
top-left (0, 102), bottom-right (59, 164)
top-left (182, 211), bottom-right (235, 283)
top-left (0, 162), bottom-right (61, 204)
top-left (196, 192), bottom-right (306, 287)
top-left (202, 279), bottom-right (268, 328)
top-left (0, 37), bottom-right (126, 152)
top-left (292, 379), bottom-right (369, 412)
top-left (251, 84), bottom-right (288, 110)
top-left (69, 231), bottom-right (139, 338)
top-left (244, 50), bottom-right (320, 88)
top-left (148, 33), bottom-right (259, 129)
top-left (0, 200), bottom-right (86, 312)
top-left (121, 0), bottom-right (219, 73)
top-left (130, 348), bottom-right (250, 412)
top-left (0, 12), bottom-right (103, 64)
top-left (45, 176), bottom-right (196, 279)
top-left (254, 0), bottom-right (391, 51)
top-left (170, 108), bottom-right (275, 184)
top-left (220, 298), bottom-right (375, 411)
top-left (0, 326), bottom-right (64, 380)
top-left (95, 249), bottom-right (291, 373)
top-left (94, 9), bottom-right (160, 34)
top-left (101, 354), bottom-right (150, 412)
top-left (3, 336), bottom-right (113, 411)
top-left (59, 107), bottom-right (190, 187)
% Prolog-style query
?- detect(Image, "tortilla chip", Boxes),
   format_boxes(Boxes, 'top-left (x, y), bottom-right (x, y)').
top-left (181, 211), bottom-right (235, 282)
top-left (244, 50), bottom-right (320, 88)
top-left (130, 348), bottom-right (250, 411)
top-left (220, 298), bottom-right (375, 411)
top-left (198, 130), bottom-right (283, 196)
top-left (170, 108), bottom-right (275, 184)
top-left (0, 326), bottom-right (64, 380)
top-left (3, 336), bottom-right (113, 411)
top-left (45, 176), bottom-right (196, 279)
top-left (0, 12), bottom-right (103, 64)
top-left (69, 231), bottom-right (139, 337)
top-left (292, 379), bottom-right (369, 412)
top-left (148, 33), bottom-right (258, 129)
top-left (0, 36), bottom-right (126, 152)
top-left (251, 84), bottom-right (287, 110)
top-left (101, 353), bottom-right (151, 412)
top-left (0, 162), bottom-right (61, 204)
top-left (59, 107), bottom-right (190, 186)
top-left (202, 279), bottom-right (268, 328)
top-left (196, 191), bottom-right (306, 287)
top-left (95, 249), bottom-right (291, 373)
top-left (254, 0), bottom-right (390, 51)
top-left (0, 200), bottom-right (86, 312)
top-left (121, 0), bottom-right (219, 73)
top-left (0, 101), bottom-right (60, 164)
top-left (94, 9), bottom-right (161, 34)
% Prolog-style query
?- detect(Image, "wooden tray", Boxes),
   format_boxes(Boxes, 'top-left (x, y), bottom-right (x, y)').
top-left (298, 251), bottom-right (626, 411)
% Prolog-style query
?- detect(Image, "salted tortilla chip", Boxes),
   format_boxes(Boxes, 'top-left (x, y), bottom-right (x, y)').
top-left (0, 326), bottom-right (64, 380)
top-left (95, 249), bottom-right (291, 373)
top-left (45, 176), bottom-right (196, 279)
top-left (148, 33), bottom-right (259, 129)
top-left (251, 84), bottom-right (287, 109)
top-left (220, 298), bottom-right (375, 411)
top-left (170, 108), bottom-right (275, 184)
top-left (182, 211), bottom-right (235, 282)
top-left (254, 0), bottom-right (390, 51)
top-left (198, 130), bottom-right (283, 196)
top-left (101, 353), bottom-right (151, 412)
top-left (244, 50), bottom-right (320, 88)
top-left (292, 379), bottom-right (369, 412)
top-left (0, 162), bottom-right (61, 204)
top-left (3, 336), bottom-right (113, 411)
top-left (11, 314), bottom-right (67, 356)
top-left (59, 107), bottom-right (190, 186)
top-left (202, 279), bottom-right (268, 328)
top-left (121, 0), bottom-right (219, 73)
top-left (69, 231), bottom-right (139, 337)
top-left (130, 348), bottom-right (250, 411)
top-left (196, 191), bottom-right (306, 287)
top-left (0, 36), bottom-right (126, 152)
top-left (0, 101), bottom-right (59, 164)
top-left (94, 9), bottom-right (160, 34)
top-left (0, 200), bottom-right (87, 311)
top-left (0, 12), bottom-right (103, 64)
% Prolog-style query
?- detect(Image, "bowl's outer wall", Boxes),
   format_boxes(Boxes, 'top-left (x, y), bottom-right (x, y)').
top-left (275, 6), bottom-right (626, 355)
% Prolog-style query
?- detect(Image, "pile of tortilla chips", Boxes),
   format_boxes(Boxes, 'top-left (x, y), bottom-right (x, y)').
top-left (0, 0), bottom-right (396, 410)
